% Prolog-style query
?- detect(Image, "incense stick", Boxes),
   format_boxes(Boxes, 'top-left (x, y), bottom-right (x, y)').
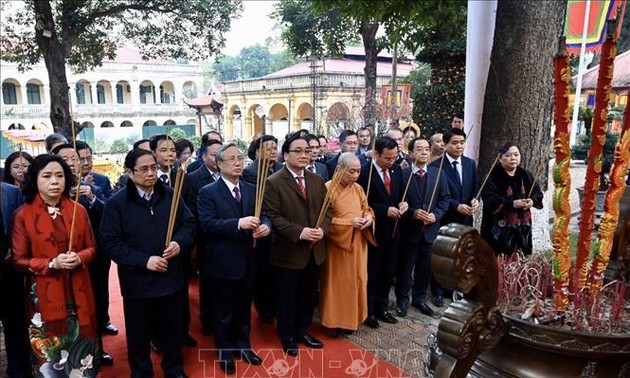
top-left (475, 153), bottom-right (501, 201)
top-left (391, 158), bottom-right (419, 238)
top-left (315, 165), bottom-right (347, 229)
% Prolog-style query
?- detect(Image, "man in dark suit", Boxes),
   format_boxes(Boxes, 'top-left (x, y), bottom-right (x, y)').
top-left (395, 138), bottom-right (450, 317)
top-left (183, 139), bottom-right (222, 333)
top-left (358, 136), bottom-right (409, 329)
top-left (326, 129), bottom-right (361, 173)
top-left (187, 130), bottom-right (223, 173)
top-left (429, 128), bottom-right (479, 307)
top-left (101, 149), bottom-right (195, 378)
top-left (76, 141), bottom-right (113, 198)
top-left (1, 182), bottom-right (30, 378)
top-left (242, 135), bottom-right (283, 185)
top-left (386, 128), bottom-right (413, 170)
top-left (430, 128), bottom-right (480, 227)
top-left (304, 134), bottom-right (329, 181)
top-left (242, 135), bottom-right (282, 324)
top-left (264, 134), bottom-right (331, 356)
top-left (149, 134), bottom-right (196, 347)
top-left (197, 143), bottom-right (271, 374)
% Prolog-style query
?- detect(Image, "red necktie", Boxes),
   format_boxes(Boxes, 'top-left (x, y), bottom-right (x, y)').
top-left (382, 169), bottom-right (391, 196)
top-left (233, 186), bottom-right (241, 203)
top-left (296, 176), bottom-right (307, 199)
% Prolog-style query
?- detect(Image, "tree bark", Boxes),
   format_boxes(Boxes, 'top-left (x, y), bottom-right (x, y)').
top-left (479, 0), bottom-right (566, 182)
top-left (33, 0), bottom-right (73, 139)
top-left (479, 0), bottom-right (567, 253)
top-left (360, 20), bottom-right (380, 132)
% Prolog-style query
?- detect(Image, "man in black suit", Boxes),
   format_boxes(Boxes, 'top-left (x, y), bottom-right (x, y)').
top-left (357, 127), bottom-right (372, 159)
top-left (197, 143), bottom-right (271, 374)
top-left (76, 141), bottom-right (113, 198)
top-left (150, 134), bottom-right (197, 347)
top-left (151, 134), bottom-right (179, 188)
top-left (386, 128), bottom-right (412, 170)
top-left (242, 135), bottom-right (282, 324)
top-left (1, 182), bottom-right (30, 378)
top-left (183, 139), bottom-right (222, 333)
top-left (429, 128), bottom-right (479, 307)
top-left (395, 138), bottom-right (450, 317)
top-left (101, 149), bottom-right (195, 378)
top-left (264, 135), bottom-right (331, 356)
top-left (430, 128), bottom-right (480, 227)
top-left (358, 136), bottom-right (409, 329)
top-left (304, 134), bottom-right (329, 181)
top-left (187, 130), bottom-right (223, 173)
top-left (325, 129), bottom-right (360, 173)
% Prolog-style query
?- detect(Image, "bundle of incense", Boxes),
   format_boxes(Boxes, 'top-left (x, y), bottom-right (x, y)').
top-left (315, 164), bottom-right (348, 229)
top-left (392, 158), bottom-right (419, 238)
top-left (253, 140), bottom-right (270, 247)
top-left (165, 163), bottom-right (186, 245)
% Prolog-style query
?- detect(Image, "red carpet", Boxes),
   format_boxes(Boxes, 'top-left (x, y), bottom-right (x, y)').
top-left (102, 264), bottom-right (407, 377)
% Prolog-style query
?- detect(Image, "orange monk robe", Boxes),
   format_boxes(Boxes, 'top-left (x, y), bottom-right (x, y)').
top-left (320, 182), bottom-right (375, 331)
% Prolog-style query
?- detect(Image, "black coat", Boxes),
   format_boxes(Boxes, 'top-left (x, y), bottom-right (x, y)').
top-left (100, 180), bottom-right (195, 299)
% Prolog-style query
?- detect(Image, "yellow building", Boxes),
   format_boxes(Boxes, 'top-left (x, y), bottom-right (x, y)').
top-left (220, 47), bottom-right (413, 142)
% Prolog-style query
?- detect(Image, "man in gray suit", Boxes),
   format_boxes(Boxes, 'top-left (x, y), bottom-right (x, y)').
top-left (264, 134), bottom-right (332, 356)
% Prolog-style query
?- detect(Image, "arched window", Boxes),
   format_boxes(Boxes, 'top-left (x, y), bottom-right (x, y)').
top-left (96, 84), bottom-right (105, 104)
top-left (2, 83), bottom-right (17, 104)
top-left (26, 83), bottom-right (41, 104)
top-left (76, 83), bottom-right (86, 104)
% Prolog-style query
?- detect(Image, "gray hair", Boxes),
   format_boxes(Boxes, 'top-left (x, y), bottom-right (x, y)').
top-left (45, 133), bottom-right (68, 153)
top-left (215, 143), bottom-right (238, 162)
top-left (337, 152), bottom-right (359, 168)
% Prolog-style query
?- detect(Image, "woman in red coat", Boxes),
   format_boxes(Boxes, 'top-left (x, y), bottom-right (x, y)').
top-left (12, 154), bottom-right (100, 377)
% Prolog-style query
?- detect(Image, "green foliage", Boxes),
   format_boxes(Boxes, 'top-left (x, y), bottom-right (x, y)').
top-left (109, 138), bottom-right (129, 154)
top-left (168, 128), bottom-right (187, 140)
top-left (412, 64), bottom-right (465, 137)
top-left (273, 0), bottom-right (353, 58)
top-left (399, 63), bottom-right (431, 100)
top-left (189, 135), bottom-right (201, 150)
top-left (93, 138), bottom-right (110, 154)
top-left (211, 45), bottom-right (301, 82)
top-left (229, 138), bottom-right (248, 155)
top-left (1, 0), bottom-right (243, 73)
top-left (571, 131), bottom-right (620, 188)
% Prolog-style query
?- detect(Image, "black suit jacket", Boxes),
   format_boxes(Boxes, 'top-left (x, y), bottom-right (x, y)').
top-left (430, 155), bottom-right (480, 226)
top-left (242, 159), bottom-right (284, 185)
top-left (358, 160), bottom-right (405, 243)
top-left (308, 162), bottom-right (329, 181)
top-left (197, 179), bottom-right (271, 280)
top-left (90, 172), bottom-right (112, 199)
top-left (184, 166), bottom-right (216, 219)
top-left (402, 166), bottom-right (451, 244)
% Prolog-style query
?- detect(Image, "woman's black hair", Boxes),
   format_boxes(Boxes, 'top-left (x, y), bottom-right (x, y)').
top-left (499, 142), bottom-right (517, 156)
top-left (22, 154), bottom-right (75, 204)
top-left (3, 151), bottom-right (34, 185)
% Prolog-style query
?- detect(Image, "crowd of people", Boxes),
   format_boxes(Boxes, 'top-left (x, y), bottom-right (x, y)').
top-left (0, 113), bottom-right (546, 377)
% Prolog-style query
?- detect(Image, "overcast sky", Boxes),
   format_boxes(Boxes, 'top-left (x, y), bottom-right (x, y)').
top-left (222, 0), bottom-right (280, 57)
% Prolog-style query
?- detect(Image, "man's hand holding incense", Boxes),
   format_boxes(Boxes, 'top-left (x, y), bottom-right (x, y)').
top-left (300, 227), bottom-right (324, 242)
top-left (252, 224), bottom-right (270, 239)
top-left (147, 256), bottom-right (168, 272)
top-left (162, 241), bottom-right (180, 260)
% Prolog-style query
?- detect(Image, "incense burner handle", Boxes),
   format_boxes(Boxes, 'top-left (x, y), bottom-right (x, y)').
top-left (426, 223), bottom-right (507, 377)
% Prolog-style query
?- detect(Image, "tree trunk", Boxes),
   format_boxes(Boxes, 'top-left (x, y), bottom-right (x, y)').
top-left (480, 0), bottom-right (565, 178)
top-left (479, 0), bottom-right (567, 253)
top-left (33, 0), bottom-right (73, 139)
top-left (360, 20), bottom-right (380, 132)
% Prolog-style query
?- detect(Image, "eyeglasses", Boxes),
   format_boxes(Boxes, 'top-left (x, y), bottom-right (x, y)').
top-left (222, 156), bottom-right (245, 164)
top-left (288, 149), bottom-right (312, 155)
top-left (133, 164), bottom-right (159, 174)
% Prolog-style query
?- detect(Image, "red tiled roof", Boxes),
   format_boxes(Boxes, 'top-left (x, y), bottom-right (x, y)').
top-left (105, 47), bottom-right (173, 65)
top-left (264, 58), bottom-right (414, 79)
top-left (184, 94), bottom-right (223, 107)
top-left (577, 50), bottom-right (630, 89)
